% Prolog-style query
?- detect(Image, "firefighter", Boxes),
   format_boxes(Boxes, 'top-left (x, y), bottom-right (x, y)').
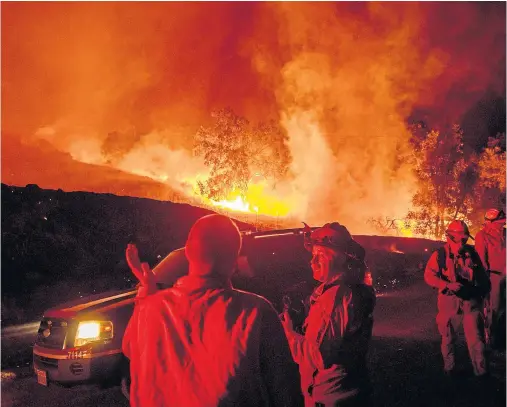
top-left (424, 220), bottom-right (491, 377)
top-left (281, 222), bottom-right (376, 407)
top-left (122, 214), bottom-right (304, 407)
top-left (475, 209), bottom-right (506, 351)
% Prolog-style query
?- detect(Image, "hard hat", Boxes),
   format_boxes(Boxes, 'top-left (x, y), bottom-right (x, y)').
top-left (445, 219), bottom-right (473, 241)
top-left (484, 208), bottom-right (506, 222)
top-left (303, 222), bottom-right (365, 262)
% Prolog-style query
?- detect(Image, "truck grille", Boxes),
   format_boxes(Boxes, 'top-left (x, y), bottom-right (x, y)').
top-left (34, 354), bottom-right (58, 368)
top-left (35, 318), bottom-right (68, 349)
top-left (69, 362), bottom-right (84, 376)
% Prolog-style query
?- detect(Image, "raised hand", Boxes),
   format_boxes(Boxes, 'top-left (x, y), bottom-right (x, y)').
top-left (126, 243), bottom-right (157, 297)
top-left (280, 311), bottom-right (294, 334)
top-left (126, 244), bottom-right (143, 281)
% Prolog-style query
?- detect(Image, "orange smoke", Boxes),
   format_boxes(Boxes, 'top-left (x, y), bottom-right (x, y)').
top-left (2, 3), bottom-right (505, 234)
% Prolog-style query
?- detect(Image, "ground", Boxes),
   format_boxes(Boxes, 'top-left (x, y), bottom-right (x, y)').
top-left (1, 281), bottom-right (505, 407)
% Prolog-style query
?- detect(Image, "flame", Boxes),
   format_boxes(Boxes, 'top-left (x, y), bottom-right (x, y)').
top-left (388, 243), bottom-right (404, 254)
top-left (3, 3), bottom-right (504, 237)
top-left (200, 182), bottom-right (291, 217)
top-left (211, 196), bottom-right (251, 213)
top-left (396, 220), bottom-right (415, 238)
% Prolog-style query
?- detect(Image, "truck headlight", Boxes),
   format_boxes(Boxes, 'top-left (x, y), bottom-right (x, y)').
top-left (74, 321), bottom-right (113, 347)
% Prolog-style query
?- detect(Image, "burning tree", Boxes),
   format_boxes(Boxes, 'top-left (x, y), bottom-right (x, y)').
top-left (193, 108), bottom-right (291, 201)
top-left (407, 124), bottom-right (476, 239)
top-left (477, 133), bottom-right (506, 192)
top-left (471, 132), bottom-right (506, 223)
top-left (406, 125), bottom-right (506, 238)
top-left (366, 216), bottom-right (402, 235)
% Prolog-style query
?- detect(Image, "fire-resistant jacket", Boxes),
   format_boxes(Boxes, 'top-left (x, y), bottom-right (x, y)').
top-left (475, 222), bottom-right (506, 276)
top-left (123, 274), bottom-right (304, 407)
top-left (284, 276), bottom-right (376, 405)
top-left (424, 244), bottom-right (490, 312)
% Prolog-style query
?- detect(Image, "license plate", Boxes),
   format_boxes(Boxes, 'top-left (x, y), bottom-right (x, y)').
top-left (35, 368), bottom-right (48, 386)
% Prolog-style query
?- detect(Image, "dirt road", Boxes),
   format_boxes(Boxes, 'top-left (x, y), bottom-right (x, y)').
top-left (370, 281), bottom-right (505, 407)
top-left (2, 281), bottom-right (505, 407)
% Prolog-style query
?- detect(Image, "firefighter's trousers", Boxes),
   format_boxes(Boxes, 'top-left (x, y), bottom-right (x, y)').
top-left (487, 273), bottom-right (506, 349)
top-left (436, 294), bottom-right (488, 376)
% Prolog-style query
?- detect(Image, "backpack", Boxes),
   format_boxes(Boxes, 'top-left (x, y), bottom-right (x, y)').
top-left (435, 245), bottom-right (488, 299)
top-left (435, 244), bottom-right (480, 274)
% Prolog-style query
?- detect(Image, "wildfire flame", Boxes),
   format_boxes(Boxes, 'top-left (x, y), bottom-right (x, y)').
top-left (197, 182), bottom-right (291, 217)
top-left (3, 3), bottom-right (504, 237)
top-left (211, 196), bottom-right (253, 213)
top-left (388, 243), bottom-right (404, 254)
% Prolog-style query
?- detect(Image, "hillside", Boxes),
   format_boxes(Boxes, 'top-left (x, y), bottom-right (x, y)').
top-left (1, 134), bottom-right (185, 202)
top-left (1, 183), bottom-right (254, 325)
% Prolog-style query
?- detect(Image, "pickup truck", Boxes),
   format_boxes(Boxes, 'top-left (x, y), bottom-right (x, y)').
top-left (32, 228), bottom-right (326, 397)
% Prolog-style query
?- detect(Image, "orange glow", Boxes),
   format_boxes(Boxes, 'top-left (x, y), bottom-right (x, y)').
top-left (212, 196), bottom-right (251, 213)
top-left (2, 3), bottom-right (504, 236)
top-left (396, 220), bottom-right (415, 238)
top-left (201, 183), bottom-right (291, 217)
top-left (388, 244), bottom-right (404, 254)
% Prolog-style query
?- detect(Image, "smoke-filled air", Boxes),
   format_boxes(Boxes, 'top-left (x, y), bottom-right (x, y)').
top-left (2, 2), bottom-right (505, 235)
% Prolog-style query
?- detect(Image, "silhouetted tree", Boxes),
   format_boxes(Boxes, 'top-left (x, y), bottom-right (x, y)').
top-left (193, 108), bottom-right (290, 201)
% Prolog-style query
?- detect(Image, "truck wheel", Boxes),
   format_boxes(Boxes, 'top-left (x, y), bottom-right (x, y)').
top-left (98, 374), bottom-right (121, 389)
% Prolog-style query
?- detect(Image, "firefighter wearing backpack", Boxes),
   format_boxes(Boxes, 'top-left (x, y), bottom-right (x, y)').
top-left (475, 209), bottom-right (506, 351)
top-left (424, 220), bottom-right (491, 377)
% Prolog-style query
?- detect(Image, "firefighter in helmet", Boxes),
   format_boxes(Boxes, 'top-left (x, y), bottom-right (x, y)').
top-left (281, 222), bottom-right (376, 407)
top-left (424, 220), bottom-right (491, 377)
top-left (475, 209), bottom-right (506, 351)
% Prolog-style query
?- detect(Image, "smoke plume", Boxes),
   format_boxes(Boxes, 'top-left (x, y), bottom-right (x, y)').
top-left (2, 2), bottom-right (505, 232)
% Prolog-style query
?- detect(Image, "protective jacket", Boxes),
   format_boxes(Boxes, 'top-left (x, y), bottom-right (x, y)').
top-left (424, 244), bottom-right (490, 306)
top-left (475, 222), bottom-right (506, 349)
top-left (123, 274), bottom-right (304, 407)
top-left (424, 244), bottom-right (490, 375)
top-left (284, 275), bottom-right (376, 407)
top-left (475, 222), bottom-right (506, 276)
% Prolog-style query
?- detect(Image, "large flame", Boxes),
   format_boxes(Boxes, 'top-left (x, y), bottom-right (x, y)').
top-left (211, 196), bottom-right (253, 213)
top-left (2, 3), bottom-right (505, 235)
top-left (207, 183), bottom-right (291, 217)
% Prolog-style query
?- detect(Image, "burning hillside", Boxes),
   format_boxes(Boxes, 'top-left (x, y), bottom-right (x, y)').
top-left (2, 2), bottom-right (505, 235)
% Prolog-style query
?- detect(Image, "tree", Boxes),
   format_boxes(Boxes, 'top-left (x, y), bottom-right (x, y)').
top-left (366, 216), bottom-right (402, 235)
top-left (471, 133), bottom-right (506, 224)
top-left (250, 121), bottom-right (291, 184)
top-left (407, 125), bottom-right (476, 239)
top-left (193, 108), bottom-right (291, 201)
top-left (477, 133), bottom-right (506, 192)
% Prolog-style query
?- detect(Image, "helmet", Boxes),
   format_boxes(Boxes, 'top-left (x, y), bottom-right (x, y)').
top-left (484, 209), bottom-right (506, 222)
top-left (303, 222), bottom-right (365, 262)
top-left (445, 220), bottom-right (473, 243)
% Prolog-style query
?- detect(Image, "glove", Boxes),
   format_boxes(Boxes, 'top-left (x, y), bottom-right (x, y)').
top-left (445, 282), bottom-right (463, 294)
